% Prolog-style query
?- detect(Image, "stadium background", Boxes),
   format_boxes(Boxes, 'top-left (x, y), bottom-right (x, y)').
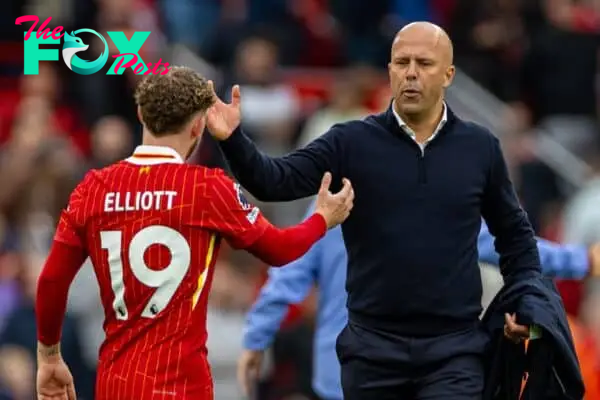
top-left (1, 0), bottom-right (600, 399)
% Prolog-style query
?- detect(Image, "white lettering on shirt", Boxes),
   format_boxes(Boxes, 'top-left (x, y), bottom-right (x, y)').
top-left (104, 191), bottom-right (177, 212)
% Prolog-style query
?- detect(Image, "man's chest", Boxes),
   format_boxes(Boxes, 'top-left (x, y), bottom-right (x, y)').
top-left (344, 135), bottom-right (490, 214)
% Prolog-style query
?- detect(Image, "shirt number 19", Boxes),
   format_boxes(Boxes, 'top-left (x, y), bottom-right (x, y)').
top-left (100, 225), bottom-right (201, 320)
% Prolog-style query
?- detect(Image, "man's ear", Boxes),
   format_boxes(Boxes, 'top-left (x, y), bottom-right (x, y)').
top-left (443, 65), bottom-right (456, 89)
top-left (192, 115), bottom-right (206, 138)
top-left (137, 106), bottom-right (144, 124)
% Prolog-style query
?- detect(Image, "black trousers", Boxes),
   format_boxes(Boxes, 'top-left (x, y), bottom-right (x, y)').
top-left (336, 321), bottom-right (489, 400)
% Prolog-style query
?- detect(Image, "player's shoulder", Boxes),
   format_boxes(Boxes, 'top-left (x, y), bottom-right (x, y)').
top-left (73, 167), bottom-right (104, 193)
top-left (201, 167), bottom-right (238, 190)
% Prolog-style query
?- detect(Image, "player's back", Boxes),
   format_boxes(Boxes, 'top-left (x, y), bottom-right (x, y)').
top-left (81, 148), bottom-right (223, 399)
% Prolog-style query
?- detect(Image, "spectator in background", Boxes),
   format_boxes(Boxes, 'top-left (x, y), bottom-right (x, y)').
top-left (69, 0), bottom-right (163, 132)
top-left (207, 260), bottom-right (257, 400)
top-left (89, 115), bottom-right (134, 169)
top-left (562, 147), bottom-right (600, 246)
top-left (448, 0), bottom-right (529, 102)
top-left (0, 95), bottom-right (80, 254)
top-left (158, 0), bottom-right (220, 55)
top-left (222, 35), bottom-right (300, 155)
top-left (297, 68), bottom-right (369, 148)
top-left (511, 0), bottom-right (600, 232)
top-left (328, 0), bottom-right (390, 65)
top-left (0, 252), bottom-right (93, 400)
top-left (0, 62), bottom-right (90, 155)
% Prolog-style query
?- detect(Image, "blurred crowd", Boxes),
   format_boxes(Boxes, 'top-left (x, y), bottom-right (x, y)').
top-left (1, 0), bottom-right (600, 399)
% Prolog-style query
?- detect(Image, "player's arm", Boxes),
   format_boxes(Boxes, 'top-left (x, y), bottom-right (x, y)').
top-left (200, 172), bottom-right (352, 266)
top-left (36, 242), bottom-right (87, 357)
top-left (478, 220), bottom-right (590, 279)
top-left (36, 180), bottom-right (89, 362)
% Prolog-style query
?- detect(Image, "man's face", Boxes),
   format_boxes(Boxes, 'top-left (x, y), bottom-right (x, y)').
top-left (388, 34), bottom-right (453, 116)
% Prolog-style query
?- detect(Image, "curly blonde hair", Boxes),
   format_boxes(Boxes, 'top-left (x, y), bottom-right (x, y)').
top-left (134, 66), bottom-right (214, 136)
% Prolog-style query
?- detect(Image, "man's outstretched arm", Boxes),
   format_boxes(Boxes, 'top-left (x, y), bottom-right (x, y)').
top-left (478, 220), bottom-right (591, 279)
top-left (206, 83), bottom-right (346, 201)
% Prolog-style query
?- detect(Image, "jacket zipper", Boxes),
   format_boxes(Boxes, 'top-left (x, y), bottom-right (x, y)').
top-left (417, 144), bottom-right (427, 184)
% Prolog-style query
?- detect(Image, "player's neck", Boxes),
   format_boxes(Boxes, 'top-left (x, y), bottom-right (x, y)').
top-left (141, 130), bottom-right (193, 161)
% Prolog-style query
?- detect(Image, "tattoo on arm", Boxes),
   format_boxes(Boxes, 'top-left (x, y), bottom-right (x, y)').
top-left (37, 342), bottom-right (61, 360)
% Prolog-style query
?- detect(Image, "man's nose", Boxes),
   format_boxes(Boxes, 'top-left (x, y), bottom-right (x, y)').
top-left (406, 61), bottom-right (418, 80)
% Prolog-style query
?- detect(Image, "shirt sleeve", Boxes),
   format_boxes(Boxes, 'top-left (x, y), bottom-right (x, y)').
top-left (218, 124), bottom-right (346, 201)
top-left (481, 134), bottom-right (542, 280)
top-left (54, 179), bottom-right (88, 248)
top-left (201, 174), bottom-right (269, 249)
top-left (478, 220), bottom-right (589, 279)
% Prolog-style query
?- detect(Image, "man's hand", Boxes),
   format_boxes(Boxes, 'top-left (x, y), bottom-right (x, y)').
top-left (36, 342), bottom-right (76, 400)
top-left (315, 172), bottom-right (354, 228)
top-left (589, 243), bottom-right (600, 276)
top-left (503, 313), bottom-right (529, 344)
top-left (237, 349), bottom-right (264, 397)
top-left (206, 81), bottom-right (241, 141)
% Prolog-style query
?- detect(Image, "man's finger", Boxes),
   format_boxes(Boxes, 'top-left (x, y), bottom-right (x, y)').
top-left (231, 85), bottom-right (241, 106)
top-left (504, 313), bottom-right (529, 337)
top-left (336, 178), bottom-right (352, 196)
top-left (320, 172), bottom-right (332, 193)
top-left (237, 363), bottom-right (249, 396)
top-left (67, 382), bottom-right (77, 400)
top-left (512, 324), bottom-right (530, 337)
top-left (208, 80), bottom-right (218, 100)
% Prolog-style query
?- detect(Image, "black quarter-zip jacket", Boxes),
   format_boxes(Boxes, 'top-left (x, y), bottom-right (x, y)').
top-left (219, 104), bottom-right (542, 336)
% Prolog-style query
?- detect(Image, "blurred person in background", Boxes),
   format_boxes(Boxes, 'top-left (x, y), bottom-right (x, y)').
top-left (88, 115), bottom-right (134, 169)
top-left (562, 145), bottom-right (600, 246)
top-left (0, 62), bottom-right (89, 156)
top-left (510, 0), bottom-right (600, 232)
top-left (447, 0), bottom-right (533, 103)
top-left (0, 95), bottom-right (81, 254)
top-left (0, 234), bottom-right (20, 335)
top-left (206, 260), bottom-right (257, 400)
top-left (0, 252), bottom-right (92, 400)
top-left (68, 0), bottom-right (163, 132)
top-left (297, 68), bottom-right (369, 148)
top-left (221, 34), bottom-right (300, 155)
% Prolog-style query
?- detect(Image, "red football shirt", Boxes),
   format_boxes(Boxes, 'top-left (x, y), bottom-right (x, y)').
top-left (54, 145), bottom-right (269, 400)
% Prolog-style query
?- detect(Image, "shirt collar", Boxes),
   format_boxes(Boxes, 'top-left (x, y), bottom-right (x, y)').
top-left (391, 101), bottom-right (448, 141)
top-left (125, 145), bottom-right (184, 165)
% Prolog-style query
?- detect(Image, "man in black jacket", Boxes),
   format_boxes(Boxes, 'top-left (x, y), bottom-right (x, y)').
top-left (205, 21), bottom-right (575, 399)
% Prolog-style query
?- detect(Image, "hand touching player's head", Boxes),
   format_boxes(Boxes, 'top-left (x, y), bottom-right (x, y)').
top-left (134, 66), bottom-right (214, 139)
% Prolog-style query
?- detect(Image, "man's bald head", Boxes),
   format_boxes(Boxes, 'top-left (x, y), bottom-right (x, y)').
top-left (388, 21), bottom-right (455, 120)
top-left (393, 22), bottom-right (454, 66)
